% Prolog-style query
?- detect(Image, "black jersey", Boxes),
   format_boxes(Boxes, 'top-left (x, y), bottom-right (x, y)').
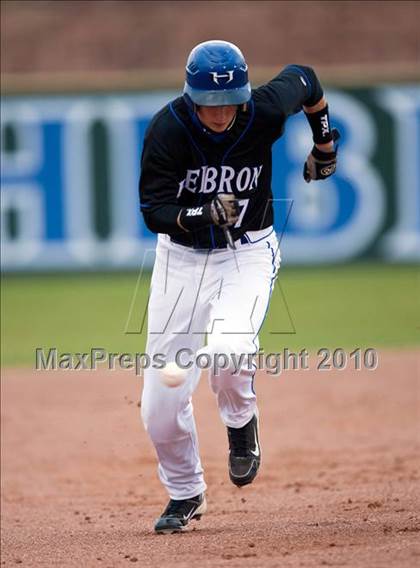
top-left (139, 65), bottom-right (323, 249)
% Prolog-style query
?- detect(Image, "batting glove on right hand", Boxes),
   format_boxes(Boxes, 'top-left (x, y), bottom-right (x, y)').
top-left (303, 128), bottom-right (340, 183)
top-left (210, 194), bottom-right (240, 227)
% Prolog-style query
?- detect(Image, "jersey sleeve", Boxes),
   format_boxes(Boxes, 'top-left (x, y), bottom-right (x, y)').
top-left (253, 65), bottom-right (324, 127)
top-left (139, 118), bottom-right (184, 234)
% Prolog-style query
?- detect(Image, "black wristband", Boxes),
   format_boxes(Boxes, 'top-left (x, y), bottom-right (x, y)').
top-left (178, 203), bottom-right (213, 231)
top-left (311, 145), bottom-right (336, 161)
top-left (304, 105), bottom-right (333, 145)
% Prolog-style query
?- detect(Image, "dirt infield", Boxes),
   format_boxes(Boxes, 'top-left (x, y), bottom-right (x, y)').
top-left (1, 351), bottom-right (419, 567)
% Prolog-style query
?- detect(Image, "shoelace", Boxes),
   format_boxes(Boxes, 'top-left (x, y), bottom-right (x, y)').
top-left (164, 498), bottom-right (199, 518)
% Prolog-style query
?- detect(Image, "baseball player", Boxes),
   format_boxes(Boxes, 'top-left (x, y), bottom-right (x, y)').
top-left (139, 40), bottom-right (339, 534)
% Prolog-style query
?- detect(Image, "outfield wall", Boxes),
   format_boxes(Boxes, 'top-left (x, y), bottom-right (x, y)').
top-left (1, 85), bottom-right (419, 271)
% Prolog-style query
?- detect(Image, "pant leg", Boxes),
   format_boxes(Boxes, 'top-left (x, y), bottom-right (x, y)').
top-left (141, 237), bottom-right (211, 500)
top-left (202, 231), bottom-right (281, 428)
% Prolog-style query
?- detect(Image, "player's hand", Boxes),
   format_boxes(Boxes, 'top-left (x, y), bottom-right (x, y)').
top-left (303, 128), bottom-right (340, 183)
top-left (210, 194), bottom-right (240, 226)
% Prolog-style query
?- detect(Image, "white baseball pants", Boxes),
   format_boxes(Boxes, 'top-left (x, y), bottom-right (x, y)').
top-left (141, 228), bottom-right (280, 499)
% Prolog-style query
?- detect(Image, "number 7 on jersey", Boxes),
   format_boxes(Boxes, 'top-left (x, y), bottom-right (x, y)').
top-left (234, 199), bottom-right (249, 228)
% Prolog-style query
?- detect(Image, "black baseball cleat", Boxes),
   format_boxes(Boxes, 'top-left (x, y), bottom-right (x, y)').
top-left (227, 414), bottom-right (261, 487)
top-left (154, 493), bottom-right (207, 534)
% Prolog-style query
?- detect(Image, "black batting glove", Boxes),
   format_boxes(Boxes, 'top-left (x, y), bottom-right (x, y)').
top-left (303, 128), bottom-right (340, 183)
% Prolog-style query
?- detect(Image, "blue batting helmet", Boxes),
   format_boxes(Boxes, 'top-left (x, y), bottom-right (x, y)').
top-left (183, 40), bottom-right (251, 106)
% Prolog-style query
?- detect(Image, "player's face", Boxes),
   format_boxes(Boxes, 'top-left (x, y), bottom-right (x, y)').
top-left (197, 105), bottom-right (237, 132)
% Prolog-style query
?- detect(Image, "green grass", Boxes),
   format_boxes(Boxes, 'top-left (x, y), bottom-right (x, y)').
top-left (264, 263), bottom-right (420, 352)
top-left (1, 264), bottom-right (419, 367)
